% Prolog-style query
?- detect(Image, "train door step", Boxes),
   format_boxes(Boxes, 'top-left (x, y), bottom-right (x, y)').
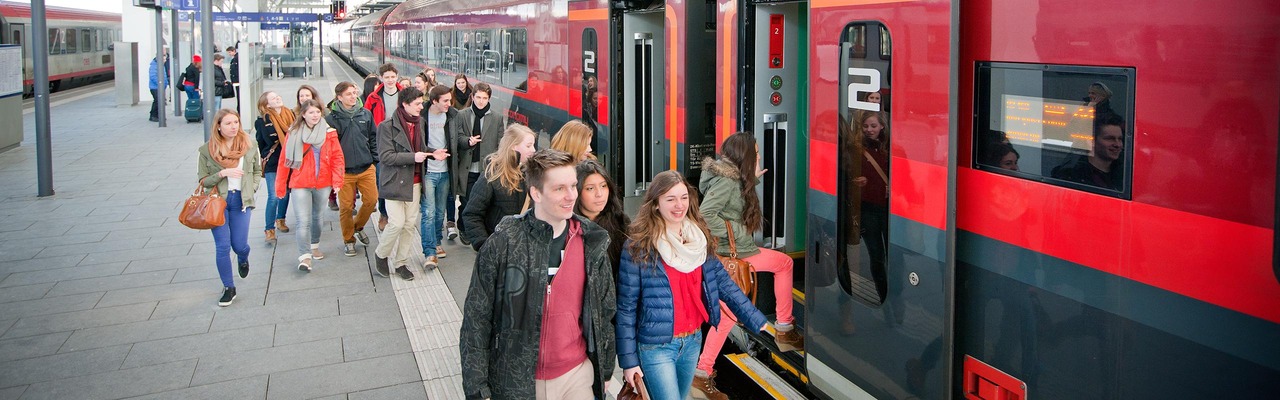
top-left (724, 353), bottom-right (808, 400)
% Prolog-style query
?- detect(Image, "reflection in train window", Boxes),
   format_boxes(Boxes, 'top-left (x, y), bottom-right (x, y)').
top-left (973, 63), bottom-right (1134, 198)
top-left (65, 29), bottom-right (77, 53)
top-left (837, 21), bottom-right (892, 305)
top-left (503, 28), bottom-right (528, 91)
top-left (48, 29), bottom-right (58, 55)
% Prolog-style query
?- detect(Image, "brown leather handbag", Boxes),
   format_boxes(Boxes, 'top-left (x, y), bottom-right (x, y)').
top-left (179, 180), bottom-right (227, 230)
top-left (718, 218), bottom-right (758, 303)
top-left (618, 377), bottom-right (650, 400)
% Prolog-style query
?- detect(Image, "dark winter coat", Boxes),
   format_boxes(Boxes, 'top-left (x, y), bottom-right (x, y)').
top-left (699, 157), bottom-right (761, 258)
top-left (460, 172), bottom-right (526, 251)
top-left (614, 244), bottom-right (768, 370)
top-left (255, 116), bottom-right (286, 173)
top-left (183, 63), bottom-right (199, 88)
top-left (460, 213), bottom-right (616, 400)
top-left (326, 101), bottom-right (378, 174)
top-left (375, 115), bottom-right (428, 202)
top-left (213, 66), bottom-right (228, 97)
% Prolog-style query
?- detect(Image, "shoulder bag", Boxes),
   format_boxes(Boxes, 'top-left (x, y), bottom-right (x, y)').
top-left (259, 142), bottom-right (279, 177)
top-left (718, 218), bottom-right (758, 303)
top-left (179, 180), bottom-right (227, 230)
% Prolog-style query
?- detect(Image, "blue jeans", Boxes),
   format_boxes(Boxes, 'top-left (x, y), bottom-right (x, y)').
top-left (184, 84), bottom-right (199, 100)
top-left (263, 172), bottom-right (290, 231)
top-left (420, 171), bottom-right (449, 257)
top-left (639, 331), bottom-right (703, 400)
top-left (211, 191), bottom-right (251, 288)
top-left (291, 187), bottom-right (331, 259)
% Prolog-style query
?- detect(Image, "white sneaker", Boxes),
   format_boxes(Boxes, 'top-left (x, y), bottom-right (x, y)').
top-left (447, 223), bottom-right (459, 240)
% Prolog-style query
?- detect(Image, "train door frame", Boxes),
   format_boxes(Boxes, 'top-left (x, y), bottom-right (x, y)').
top-left (617, 5), bottom-right (667, 204)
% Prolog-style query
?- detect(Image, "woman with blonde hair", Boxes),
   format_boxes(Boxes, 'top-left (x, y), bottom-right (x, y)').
top-left (549, 119), bottom-right (596, 163)
top-left (255, 91), bottom-right (295, 242)
top-left (615, 170), bottom-right (768, 400)
top-left (199, 109), bottom-right (262, 307)
top-left (276, 99), bottom-right (345, 272)
top-left (460, 123), bottom-right (537, 250)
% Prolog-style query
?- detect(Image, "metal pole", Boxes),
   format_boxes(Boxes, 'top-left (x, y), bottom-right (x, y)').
top-left (171, 9), bottom-right (181, 117)
top-left (155, 9), bottom-right (167, 128)
top-left (32, 0), bottom-right (52, 196)
top-left (319, 17), bottom-right (323, 77)
top-left (201, 0), bottom-right (214, 140)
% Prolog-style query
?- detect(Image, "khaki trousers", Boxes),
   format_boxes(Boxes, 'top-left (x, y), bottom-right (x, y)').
top-left (375, 184), bottom-right (422, 267)
top-left (535, 358), bottom-right (595, 400)
top-left (339, 165), bottom-right (379, 242)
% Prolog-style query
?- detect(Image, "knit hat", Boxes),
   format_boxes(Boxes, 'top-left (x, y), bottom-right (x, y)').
top-left (193, 54), bottom-right (202, 64)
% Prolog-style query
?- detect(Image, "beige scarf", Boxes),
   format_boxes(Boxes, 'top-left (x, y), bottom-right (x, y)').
top-left (655, 219), bottom-right (708, 273)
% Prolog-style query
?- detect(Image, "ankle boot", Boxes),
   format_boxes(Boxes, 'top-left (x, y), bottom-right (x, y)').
top-left (276, 219), bottom-right (291, 233)
top-left (775, 326), bottom-right (806, 352)
top-left (264, 230), bottom-right (276, 243)
top-left (691, 371), bottom-right (730, 400)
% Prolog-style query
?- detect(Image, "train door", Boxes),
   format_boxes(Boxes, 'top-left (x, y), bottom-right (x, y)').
top-left (618, 3), bottom-right (667, 204)
top-left (9, 23), bottom-right (26, 82)
top-left (747, 1), bottom-right (805, 255)
top-left (616, 0), bottom-right (718, 204)
top-left (569, 1), bottom-right (612, 174)
top-left (806, 2), bottom-right (956, 399)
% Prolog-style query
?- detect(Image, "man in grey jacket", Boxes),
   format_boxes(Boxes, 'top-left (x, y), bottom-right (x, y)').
top-left (374, 87), bottom-right (446, 280)
top-left (449, 82), bottom-right (505, 246)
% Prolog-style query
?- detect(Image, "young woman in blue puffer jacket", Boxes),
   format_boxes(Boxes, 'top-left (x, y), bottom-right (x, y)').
top-left (615, 170), bottom-right (768, 400)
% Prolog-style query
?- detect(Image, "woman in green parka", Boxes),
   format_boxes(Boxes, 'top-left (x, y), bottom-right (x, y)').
top-left (198, 109), bottom-right (262, 307)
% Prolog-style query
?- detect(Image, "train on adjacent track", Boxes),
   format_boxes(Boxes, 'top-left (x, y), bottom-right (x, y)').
top-left (332, 0), bottom-right (1280, 398)
top-left (0, 1), bottom-right (120, 96)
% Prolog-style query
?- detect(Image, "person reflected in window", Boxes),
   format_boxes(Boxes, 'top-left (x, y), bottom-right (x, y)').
top-left (851, 111), bottom-right (889, 301)
top-left (1051, 115), bottom-right (1124, 190)
top-left (983, 142), bottom-right (1024, 170)
top-left (1086, 82), bottom-right (1117, 124)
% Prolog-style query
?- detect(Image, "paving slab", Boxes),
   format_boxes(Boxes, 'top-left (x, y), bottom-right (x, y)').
top-left (0, 262), bottom-right (129, 288)
top-left (0, 331), bottom-right (71, 363)
top-left (17, 359), bottom-right (197, 400)
top-left (3, 302), bottom-right (157, 340)
top-left (120, 324), bottom-right (276, 369)
top-left (348, 381), bottom-right (430, 400)
top-left (0, 344), bottom-right (131, 388)
top-left (58, 312), bottom-right (213, 353)
top-left (341, 328), bottom-right (414, 362)
top-left (126, 375), bottom-right (268, 400)
top-left (265, 353), bottom-right (421, 400)
top-left (190, 337), bottom-right (344, 386)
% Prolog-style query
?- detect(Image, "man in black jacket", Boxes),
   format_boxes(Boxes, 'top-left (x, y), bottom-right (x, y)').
top-left (328, 81), bottom-right (380, 257)
top-left (449, 82), bottom-right (504, 246)
top-left (226, 46), bottom-right (239, 111)
top-left (460, 149), bottom-right (616, 400)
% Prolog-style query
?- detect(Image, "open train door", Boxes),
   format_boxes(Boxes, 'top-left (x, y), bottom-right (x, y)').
top-left (805, 1), bottom-right (957, 399)
top-left (614, 0), bottom-right (719, 207)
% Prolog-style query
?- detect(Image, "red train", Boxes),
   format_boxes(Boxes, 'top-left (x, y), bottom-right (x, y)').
top-left (334, 0), bottom-right (1280, 398)
top-left (0, 1), bottom-right (121, 94)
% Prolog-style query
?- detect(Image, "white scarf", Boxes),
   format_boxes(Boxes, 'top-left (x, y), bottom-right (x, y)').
top-left (655, 219), bottom-right (708, 273)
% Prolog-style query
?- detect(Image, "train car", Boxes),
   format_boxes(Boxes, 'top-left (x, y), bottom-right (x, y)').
top-left (334, 0), bottom-right (1280, 398)
top-left (0, 1), bottom-right (121, 95)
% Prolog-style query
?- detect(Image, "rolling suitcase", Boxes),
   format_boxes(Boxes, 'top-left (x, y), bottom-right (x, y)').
top-left (185, 97), bottom-right (202, 122)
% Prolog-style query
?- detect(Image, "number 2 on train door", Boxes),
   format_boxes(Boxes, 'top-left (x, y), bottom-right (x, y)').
top-left (847, 67), bottom-right (881, 112)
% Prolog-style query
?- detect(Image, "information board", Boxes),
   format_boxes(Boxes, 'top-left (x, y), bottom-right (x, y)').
top-left (0, 45), bottom-right (21, 98)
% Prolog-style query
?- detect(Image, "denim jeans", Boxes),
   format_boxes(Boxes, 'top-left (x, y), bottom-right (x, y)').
top-left (263, 172), bottom-right (290, 231)
top-left (210, 191), bottom-right (251, 288)
top-left (420, 171), bottom-right (449, 257)
top-left (184, 84), bottom-right (199, 100)
top-left (291, 187), bottom-right (331, 259)
top-left (639, 330), bottom-right (702, 400)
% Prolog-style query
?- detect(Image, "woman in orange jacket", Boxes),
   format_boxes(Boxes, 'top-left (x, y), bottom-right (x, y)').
top-left (277, 99), bottom-right (345, 271)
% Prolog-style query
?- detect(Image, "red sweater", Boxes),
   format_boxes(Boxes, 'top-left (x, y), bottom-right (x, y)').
top-left (536, 220), bottom-right (588, 380)
top-left (666, 262), bottom-right (708, 336)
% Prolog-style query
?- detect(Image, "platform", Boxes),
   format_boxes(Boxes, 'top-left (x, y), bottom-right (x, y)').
top-left (0, 50), bottom-right (477, 399)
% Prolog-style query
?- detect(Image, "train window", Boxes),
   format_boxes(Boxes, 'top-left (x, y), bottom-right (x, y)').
top-left (878, 26), bottom-right (891, 59)
top-left (81, 29), bottom-right (90, 53)
top-left (92, 30), bottom-right (100, 52)
top-left (973, 62), bottom-right (1134, 198)
top-left (504, 28), bottom-right (528, 91)
top-left (48, 29), bottom-right (61, 55)
top-left (837, 21), bottom-right (893, 305)
top-left (66, 29), bottom-right (77, 53)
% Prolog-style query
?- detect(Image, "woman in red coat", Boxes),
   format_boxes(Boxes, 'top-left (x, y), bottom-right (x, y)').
top-left (277, 99), bottom-right (345, 271)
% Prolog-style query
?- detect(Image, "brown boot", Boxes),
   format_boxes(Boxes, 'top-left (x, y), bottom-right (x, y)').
top-left (276, 219), bottom-right (291, 233)
top-left (775, 325), bottom-right (806, 352)
top-left (264, 230), bottom-right (276, 243)
top-left (691, 371), bottom-right (730, 400)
